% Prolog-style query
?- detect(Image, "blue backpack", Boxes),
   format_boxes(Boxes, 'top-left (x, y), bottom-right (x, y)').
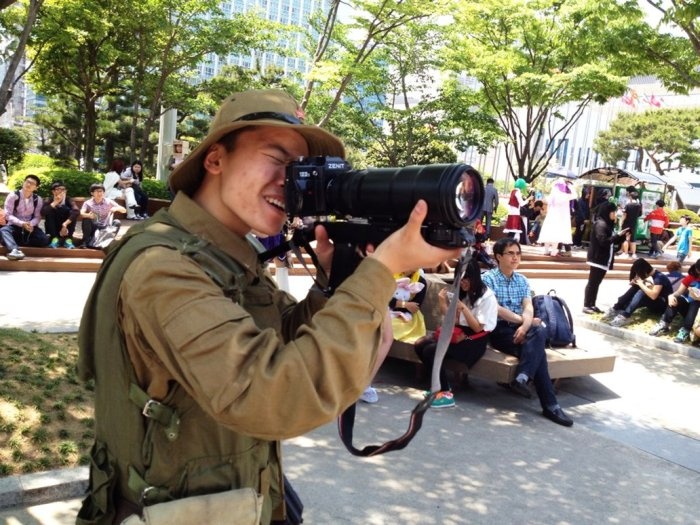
top-left (532, 290), bottom-right (576, 348)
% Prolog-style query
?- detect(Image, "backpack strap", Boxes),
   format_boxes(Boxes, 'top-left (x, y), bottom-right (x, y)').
top-left (12, 190), bottom-right (39, 214)
top-left (546, 289), bottom-right (576, 348)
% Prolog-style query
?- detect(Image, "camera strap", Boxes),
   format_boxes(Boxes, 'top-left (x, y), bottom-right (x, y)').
top-left (337, 250), bottom-right (470, 457)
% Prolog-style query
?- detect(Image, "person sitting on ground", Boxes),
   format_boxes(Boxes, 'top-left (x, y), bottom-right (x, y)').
top-left (413, 258), bottom-right (498, 408)
top-left (41, 181), bottom-right (79, 249)
top-left (79, 183), bottom-right (126, 248)
top-left (644, 200), bottom-right (669, 259)
top-left (649, 259), bottom-right (700, 343)
top-left (665, 261), bottom-right (684, 293)
top-left (103, 159), bottom-right (141, 220)
top-left (601, 258), bottom-right (673, 327)
top-left (0, 174), bottom-right (49, 260)
top-left (123, 160), bottom-right (150, 219)
top-left (583, 201), bottom-right (629, 314)
top-left (619, 187), bottom-right (643, 258)
top-left (662, 215), bottom-right (693, 264)
top-left (482, 237), bottom-right (574, 427)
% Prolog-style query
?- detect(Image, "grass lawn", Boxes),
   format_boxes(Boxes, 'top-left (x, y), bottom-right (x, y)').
top-left (0, 328), bottom-right (94, 477)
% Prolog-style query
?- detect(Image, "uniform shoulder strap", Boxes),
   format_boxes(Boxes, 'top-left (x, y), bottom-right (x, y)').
top-left (79, 209), bottom-right (248, 381)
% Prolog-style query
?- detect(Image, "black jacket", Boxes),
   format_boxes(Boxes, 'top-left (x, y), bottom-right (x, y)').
top-left (587, 217), bottom-right (625, 270)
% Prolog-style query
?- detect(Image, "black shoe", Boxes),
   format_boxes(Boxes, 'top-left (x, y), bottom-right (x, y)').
top-left (542, 407), bottom-right (574, 427)
top-left (508, 379), bottom-right (532, 399)
top-left (582, 306), bottom-right (596, 315)
top-left (591, 306), bottom-right (603, 313)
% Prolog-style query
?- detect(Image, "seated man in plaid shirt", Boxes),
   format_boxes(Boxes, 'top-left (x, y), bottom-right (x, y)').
top-left (482, 237), bottom-right (574, 427)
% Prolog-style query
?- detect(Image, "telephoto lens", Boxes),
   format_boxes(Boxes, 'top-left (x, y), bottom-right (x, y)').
top-left (285, 157), bottom-right (485, 247)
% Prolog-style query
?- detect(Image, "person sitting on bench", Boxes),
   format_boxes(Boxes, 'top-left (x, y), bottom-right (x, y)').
top-left (79, 183), bottom-right (126, 248)
top-left (482, 237), bottom-right (574, 427)
top-left (414, 258), bottom-right (497, 408)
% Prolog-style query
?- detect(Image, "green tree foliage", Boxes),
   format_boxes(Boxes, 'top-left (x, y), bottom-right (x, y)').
top-left (298, 1), bottom-right (496, 166)
top-left (0, 127), bottom-right (28, 170)
top-left (610, 1), bottom-right (700, 92)
top-left (594, 107), bottom-right (700, 175)
top-left (26, 0), bottom-right (266, 172)
top-left (445, 0), bottom-right (634, 183)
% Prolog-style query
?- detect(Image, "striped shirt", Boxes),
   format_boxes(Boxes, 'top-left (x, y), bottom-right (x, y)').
top-left (482, 268), bottom-right (531, 315)
top-left (3, 191), bottom-right (42, 227)
top-left (81, 197), bottom-right (120, 227)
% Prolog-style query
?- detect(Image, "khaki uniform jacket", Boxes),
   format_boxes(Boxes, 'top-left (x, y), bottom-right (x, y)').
top-left (115, 193), bottom-right (395, 521)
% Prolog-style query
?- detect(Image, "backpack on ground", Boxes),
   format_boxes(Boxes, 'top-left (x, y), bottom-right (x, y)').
top-left (532, 289), bottom-right (576, 348)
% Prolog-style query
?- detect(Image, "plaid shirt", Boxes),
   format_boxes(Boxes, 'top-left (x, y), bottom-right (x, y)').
top-left (482, 268), bottom-right (530, 315)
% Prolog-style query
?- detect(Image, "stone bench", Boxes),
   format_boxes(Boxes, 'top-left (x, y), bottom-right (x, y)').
top-left (387, 274), bottom-right (616, 385)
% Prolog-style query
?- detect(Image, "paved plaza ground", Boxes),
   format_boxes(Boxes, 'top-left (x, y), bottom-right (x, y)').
top-left (0, 272), bottom-right (698, 524)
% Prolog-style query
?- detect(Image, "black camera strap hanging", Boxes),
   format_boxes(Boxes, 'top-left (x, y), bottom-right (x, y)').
top-left (262, 227), bottom-right (472, 457)
top-left (337, 250), bottom-right (470, 457)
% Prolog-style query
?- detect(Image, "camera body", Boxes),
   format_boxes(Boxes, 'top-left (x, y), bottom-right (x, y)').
top-left (285, 156), bottom-right (484, 248)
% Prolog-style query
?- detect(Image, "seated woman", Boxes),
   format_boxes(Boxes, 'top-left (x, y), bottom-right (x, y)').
top-left (361, 269), bottom-right (427, 405)
top-left (103, 159), bottom-right (140, 220)
top-left (390, 269), bottom-right (428, 344)
top-left (601, 258), bottom-right (673, 327)
top-left (125, 160), bottom-right (150, 219)
top-left (414, 259), bottom-right (498, 408)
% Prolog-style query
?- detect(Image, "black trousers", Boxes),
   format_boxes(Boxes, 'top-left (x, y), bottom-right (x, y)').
top-left (414, 328), bottom-right (488, 391)
top-left (584, 266), bottom-right (607, 308)
top-left (44, 207), bottom-right (76, 239)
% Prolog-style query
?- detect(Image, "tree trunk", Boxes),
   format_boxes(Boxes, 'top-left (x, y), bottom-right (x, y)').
top-left (0, 0), bottom-right (43, 117)
top-left (84, 100), bottom-right (97, 172)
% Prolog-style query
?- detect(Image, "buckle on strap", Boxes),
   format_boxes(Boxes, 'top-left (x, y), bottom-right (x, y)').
top-left (128, 465), bottom-right (172, 507)
top-left (142, 399), bottom-right (165, 418)
top-left (129, 383), bottom-right (181, 442)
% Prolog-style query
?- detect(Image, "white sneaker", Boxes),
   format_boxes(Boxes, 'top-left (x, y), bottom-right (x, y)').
top-left (6, 248), bottom-right (25, 260)
top-left (609, 314), bottom-right (631, 327)
top-left (601, 308), bottom-right (620, 322)
top-left (360, 386), bottom-right (379, 404)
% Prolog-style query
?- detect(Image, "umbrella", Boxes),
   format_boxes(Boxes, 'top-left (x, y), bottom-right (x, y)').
top-left (545, 165), bottom-right (578, 179)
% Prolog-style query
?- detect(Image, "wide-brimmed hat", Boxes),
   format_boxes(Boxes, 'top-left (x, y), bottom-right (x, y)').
top-left (169, 89), bottom-right (345, 195)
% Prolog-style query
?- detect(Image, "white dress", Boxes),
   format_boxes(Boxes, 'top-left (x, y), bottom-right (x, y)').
top-left (538, 181), bottom-right (576, 245)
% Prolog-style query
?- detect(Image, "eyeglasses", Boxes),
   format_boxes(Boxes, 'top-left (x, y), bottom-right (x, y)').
top-left (503, 251), bottom-right (522, 257)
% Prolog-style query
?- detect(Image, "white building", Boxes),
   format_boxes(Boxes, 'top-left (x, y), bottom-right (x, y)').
top-left (198, 0), bottom-right (332, 79)
top-left (462, 76), bottom-right (700, 192)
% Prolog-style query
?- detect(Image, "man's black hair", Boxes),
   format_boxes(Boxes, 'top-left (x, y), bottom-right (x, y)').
top-left (51, 181), bottom-right (66, 191)
top-left (90, 183), bottom-right (105, 193)
top-left (24, 174), bottom-right (40, 187)
top-left (486, 177), bottom-right (494, 184)
top-left (492, 237), bottom-right (520, 257)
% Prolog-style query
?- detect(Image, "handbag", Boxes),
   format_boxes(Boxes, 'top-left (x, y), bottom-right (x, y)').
top-left (433, 325), bottom-right (464, 344)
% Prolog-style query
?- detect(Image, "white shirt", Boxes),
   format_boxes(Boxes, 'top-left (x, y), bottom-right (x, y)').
top-left (458, 286), bottom-right (498, 332)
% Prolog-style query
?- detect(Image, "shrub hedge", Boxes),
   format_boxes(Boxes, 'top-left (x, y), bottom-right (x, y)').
top-left (5, 154), bottom-right (171, 201)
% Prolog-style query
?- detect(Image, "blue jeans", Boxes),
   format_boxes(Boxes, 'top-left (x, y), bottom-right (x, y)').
top-left (614, 286), bottom-right (666, 318)
top-left (489, 322), bottom-right (558, 409)
top-left (0, 224), bottom-right (49, 251)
